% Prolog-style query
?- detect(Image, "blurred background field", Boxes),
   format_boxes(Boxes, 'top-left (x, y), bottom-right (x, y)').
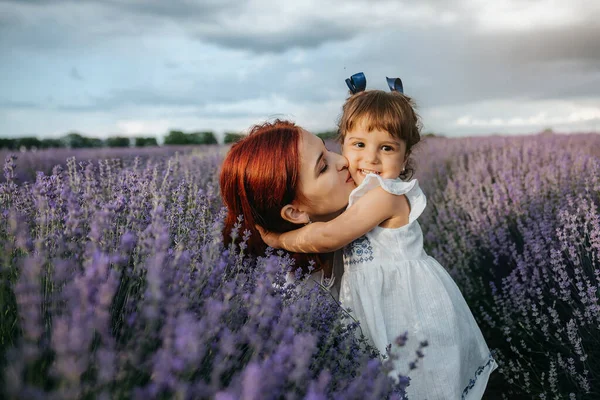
top-left (1, 131), bottom-right (599, 398)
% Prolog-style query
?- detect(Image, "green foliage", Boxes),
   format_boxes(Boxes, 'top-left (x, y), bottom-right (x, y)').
top-left (0, 137), bottom-right (47, 150)
top-left (39, 138), bottom-right (64, 149)
top-left (223, 132), bottom-right (245, 144)
top-left (164, 130), bottom-right (217, 145)
top-left (87, 138), bottom-right (104, 148)
top-left (189, 131), bottom-right (217, 145)
top-left (134, 137), bottom-right (158, 147)
top-left (316, 131), bottom-right (338, 140)
top-left (0, 138), bottom-right (17, 150)
top-left (16, 137), bottom-right (42, 149)
top-left (105, 136), bottom-right (131, 148)
top-left (163, 130), bottom-right (189, 145)
top-left (60, 132), bottom-right (103, 149)
top-left (61, 132), bottom-right (87, 148)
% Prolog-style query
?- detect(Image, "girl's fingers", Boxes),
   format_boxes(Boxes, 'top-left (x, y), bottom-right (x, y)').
top-left (255, 225), bottom-right (269, 240)
top-left (255, 225), bottom-right (280, 248)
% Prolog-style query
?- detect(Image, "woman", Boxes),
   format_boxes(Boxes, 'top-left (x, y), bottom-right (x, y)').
top-left (220, 120), bottom-right (356, 298)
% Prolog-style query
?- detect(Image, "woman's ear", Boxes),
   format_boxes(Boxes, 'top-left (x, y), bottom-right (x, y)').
top-left (281, 204), bottom-right (310, 225)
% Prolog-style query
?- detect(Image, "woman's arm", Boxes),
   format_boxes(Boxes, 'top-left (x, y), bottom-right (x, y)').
top-left (257, 186), bottom-right (406, 253)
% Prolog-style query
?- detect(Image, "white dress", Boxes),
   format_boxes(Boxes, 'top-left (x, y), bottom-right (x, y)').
top-left (340, 174), bottom-right (497, 400)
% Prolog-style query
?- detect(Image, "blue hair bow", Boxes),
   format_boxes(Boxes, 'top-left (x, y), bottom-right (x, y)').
top-left (345, 72), bottom-right (404, 94)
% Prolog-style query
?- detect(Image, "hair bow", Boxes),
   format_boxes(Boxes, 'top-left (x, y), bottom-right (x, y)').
top-left (345, 72), bottom-right (404, 94)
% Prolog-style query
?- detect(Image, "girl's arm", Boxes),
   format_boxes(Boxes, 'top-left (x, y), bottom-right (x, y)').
top-left (257, 186), bottom-right (406, 253)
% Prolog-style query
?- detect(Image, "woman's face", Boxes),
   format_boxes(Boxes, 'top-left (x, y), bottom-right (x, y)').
top-left (294, 129), bottom-right (356, 222)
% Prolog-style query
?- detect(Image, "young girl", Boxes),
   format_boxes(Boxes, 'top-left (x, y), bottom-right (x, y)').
top-left (258, 73), bottom-right (497, 399)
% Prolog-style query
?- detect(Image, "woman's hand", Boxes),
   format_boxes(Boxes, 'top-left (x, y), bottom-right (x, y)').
top-left (255, 225), bottom-right (282, 249)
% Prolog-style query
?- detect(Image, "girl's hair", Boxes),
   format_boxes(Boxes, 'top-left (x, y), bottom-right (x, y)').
top-left (220, 119), bottom-right (327, 274)
top-left (337, 90), bottom-right (422, 180)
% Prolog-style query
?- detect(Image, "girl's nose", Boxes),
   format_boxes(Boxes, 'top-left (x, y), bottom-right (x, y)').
top-left (365, 150), bottom-right (380, 164)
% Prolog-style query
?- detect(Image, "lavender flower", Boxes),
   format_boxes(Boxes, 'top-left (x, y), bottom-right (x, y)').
top-left (2, 133), bottom-right (598, 398)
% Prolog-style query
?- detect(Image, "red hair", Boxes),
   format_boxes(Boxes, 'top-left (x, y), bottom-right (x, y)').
top-left (220, 120), bottom-right (326, 274)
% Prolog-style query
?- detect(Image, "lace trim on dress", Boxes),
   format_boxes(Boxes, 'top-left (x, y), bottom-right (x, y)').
top-left (461, 353), bottom-right (497, 399)
top-left (348, 174), bottom-right (417, 208)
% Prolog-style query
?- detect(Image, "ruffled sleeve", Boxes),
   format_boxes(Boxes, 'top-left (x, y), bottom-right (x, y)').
top-left (348, 174), bottom-right (427, 223)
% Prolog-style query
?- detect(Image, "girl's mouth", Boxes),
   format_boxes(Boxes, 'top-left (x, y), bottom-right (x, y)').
top-left (359, 169), bottom-right (381, 176)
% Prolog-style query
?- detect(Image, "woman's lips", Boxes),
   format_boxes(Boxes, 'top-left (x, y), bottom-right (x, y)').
top-left (346, 172), bottom-right (354, 183)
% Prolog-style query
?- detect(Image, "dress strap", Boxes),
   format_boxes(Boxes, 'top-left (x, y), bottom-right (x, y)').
top-left (348, 174), bottom-right (427, 222)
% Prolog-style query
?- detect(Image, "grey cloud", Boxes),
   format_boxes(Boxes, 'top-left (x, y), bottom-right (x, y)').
top-left (192, 19), bottom-right (356, 53)
top-left (3, 0), bottom-right (597, 57)
top-left (43, 62), bottom-right (339, 114)
top-left (59, 88), bottom-right (208, 112)
top-left (0, 0), bottom-right (54, 3)
top-left (1, 0), bottom-right (598, 114)
top-left (0, 88), bottom-right (203, 113)
top-left (472, 24), bottom-right (600, 65)
top-left (0, 0), bottom-right (229, 15)
top-left (0, 0), bottom-right (455, 53)
top-left (48, 79), bottom-right (278, 112)
top-left (0, 0), bottom-right (232, 50)
top-left (164, 61), bottom-right (179, 69)
top-left (371, 22), bottom-right (599, 106)
top-left (112, 0), bottom-right (233, 20)
top-left (456, 23), bottom-right (600, 102)
top-left (0, 100), bottom-right (41, 109)
top-left (70, 67), bottom-right (83, 81)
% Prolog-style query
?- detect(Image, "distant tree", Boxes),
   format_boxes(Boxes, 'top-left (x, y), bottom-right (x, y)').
top-left (316, 131), bottom-right (338, 140)
top-left (134, 137), bottom-right (158, 147)
top-left (223, 132), bottom-right (246, 144)
top-left (16, 137), bottom-right (42, 150)
top-left (164, 130), bottom-right (189, 145)
top-left (423, 132), bottom-right (438, 138)
top-left (164, 130), bottom-right (217, 145)
top-left (105, 136), bottom-right (131, 148)
top-left (189, 131), bottom-right (218, 145)
top-left (61, 132), bottom-right (88, 148)
top-left (86, 138), bottom-right (104, 148)
top-left (0, 138), bottom-right (17, 149)
top-left (40, 138), bottom-right (64, 149)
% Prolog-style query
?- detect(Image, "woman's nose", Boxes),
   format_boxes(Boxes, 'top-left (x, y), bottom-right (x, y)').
top-left (333, 152), bottom-right (349, 170)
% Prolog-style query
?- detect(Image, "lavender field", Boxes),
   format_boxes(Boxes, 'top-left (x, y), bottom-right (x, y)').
top-left (1, 133), bottom-right (599, 399)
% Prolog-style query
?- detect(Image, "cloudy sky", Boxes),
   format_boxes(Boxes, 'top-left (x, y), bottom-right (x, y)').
top-left (1, 0), bottom-right (599, 141)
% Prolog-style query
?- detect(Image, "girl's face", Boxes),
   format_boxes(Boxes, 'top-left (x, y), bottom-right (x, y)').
top-left (295, 129), bottom-right (356, 222)
top-left (342, 119), bottom-right (408, 186)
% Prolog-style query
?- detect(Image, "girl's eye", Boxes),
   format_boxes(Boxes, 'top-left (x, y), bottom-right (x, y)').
top-left (353, 142), bottom-right (364, 148)
top-left (320, 164), bottom-right (329, 174)
top-left (382, 145), bottom-right (394, 152)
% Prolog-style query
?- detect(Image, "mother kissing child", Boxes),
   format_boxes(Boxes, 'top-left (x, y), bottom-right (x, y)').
top-left (220, 73), bottom-right (496, 399)
top-left (220, 119), bottom-right (354, 298)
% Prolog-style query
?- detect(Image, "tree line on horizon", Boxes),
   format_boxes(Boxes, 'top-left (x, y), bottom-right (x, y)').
top-left (0, 130), bottom-right (342, 150)
top-left (0, 130), bottom-right (241, 150)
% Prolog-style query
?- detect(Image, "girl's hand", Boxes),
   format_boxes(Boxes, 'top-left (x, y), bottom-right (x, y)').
top-left (255, 225), bottom-right (282, 249)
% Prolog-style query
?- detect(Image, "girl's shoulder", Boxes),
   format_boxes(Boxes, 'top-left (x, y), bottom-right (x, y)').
top-left (349, 174), bottom-right (427, 224)
top-left (348, 174), bottom-right (419, 206)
